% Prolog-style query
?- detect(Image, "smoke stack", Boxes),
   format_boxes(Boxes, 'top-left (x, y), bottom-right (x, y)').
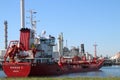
top-left (4, 21), bottom-right (8, 49)
top-left (58, 33), bottom-right (64, 57)
top-left (20, 0), bottom-right (25, 28)
top-left (81, 44), bottom-right (85, 54)
top-left (93, 43), bottom-right (97, 59)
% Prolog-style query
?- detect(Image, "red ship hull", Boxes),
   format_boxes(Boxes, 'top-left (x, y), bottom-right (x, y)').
top-left (29, 59), bottom-right (104, 76)
top-left (29, 63), bottom-right (63, 76)
top-left (2, 62), bottom-right (31, 77)
top-left (2, 59), bottom-right (104, 77)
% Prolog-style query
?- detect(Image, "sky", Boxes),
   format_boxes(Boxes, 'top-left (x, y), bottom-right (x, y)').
top-left (0, 0), bottom-right (120, 57)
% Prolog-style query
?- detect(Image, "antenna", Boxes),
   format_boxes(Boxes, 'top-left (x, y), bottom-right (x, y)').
top-left (28, 10), bottom-right (38, 36)
top-left (29, 10), bottom-right (37, 29)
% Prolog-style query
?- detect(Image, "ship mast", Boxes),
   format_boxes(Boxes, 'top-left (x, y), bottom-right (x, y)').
top-left (20, 0), bottom-right (25, 28)
top-left (29, 10), bottom-right (37, 35)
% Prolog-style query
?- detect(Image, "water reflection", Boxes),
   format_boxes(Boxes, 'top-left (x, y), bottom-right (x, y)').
top-left (0, 70), bottom-right (6, 78)
top-left (58, 70), bottom-right (105, 78)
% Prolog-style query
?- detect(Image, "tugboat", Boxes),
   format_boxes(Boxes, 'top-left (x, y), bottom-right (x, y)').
top-left (2, 0), bottom-right (104, 77)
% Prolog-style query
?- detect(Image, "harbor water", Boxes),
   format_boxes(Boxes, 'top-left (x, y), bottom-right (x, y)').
top-left (0, 65), bottom-right (120, 78)
top-left (58, 65), bottom-right (120, 78)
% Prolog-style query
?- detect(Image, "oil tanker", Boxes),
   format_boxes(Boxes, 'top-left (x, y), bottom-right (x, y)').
top-left (2, 0), bottom-right (104, 77)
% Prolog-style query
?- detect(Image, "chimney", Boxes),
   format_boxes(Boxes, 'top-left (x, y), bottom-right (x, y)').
top-left (20, 0), bottom-right (25, 28)
top-left (81, 44), bottom-right (85, 54)
top-left (4, 21), bottom-right (8, 49)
